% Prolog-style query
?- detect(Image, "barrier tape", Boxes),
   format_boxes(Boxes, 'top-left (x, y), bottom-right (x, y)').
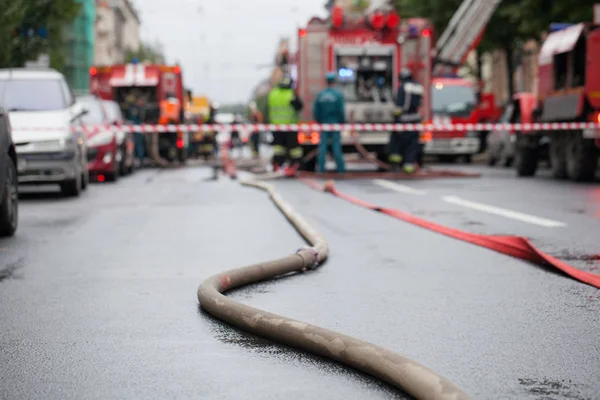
top-left (300, 179), bottom-right (600, 290)
top-left (10, 122), bottom-right (600, 134)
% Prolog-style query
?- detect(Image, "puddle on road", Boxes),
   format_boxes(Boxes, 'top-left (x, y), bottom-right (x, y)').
top-left (198, 307), bottom-right (409, 399)
top-left (518, 378), bottom-right (589, 400)
top-left (0, 257), bottom-right (24, 282)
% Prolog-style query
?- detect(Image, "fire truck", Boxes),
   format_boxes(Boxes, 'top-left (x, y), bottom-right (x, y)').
top-left (294, 1), bottom-right (502, 170)
top-left (513, 21), bottom-right (600, 182)
top-left (295, 5), bottom-right (433, 171)
top-left (89, 63), bottom-right (188, 163)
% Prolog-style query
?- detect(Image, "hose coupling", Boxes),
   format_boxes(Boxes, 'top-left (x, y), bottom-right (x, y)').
top-left (296, 246), bottom-right (319, 270)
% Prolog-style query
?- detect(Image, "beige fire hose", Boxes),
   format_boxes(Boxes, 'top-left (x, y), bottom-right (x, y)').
top-left (197, 175), bottom-right (470, 400)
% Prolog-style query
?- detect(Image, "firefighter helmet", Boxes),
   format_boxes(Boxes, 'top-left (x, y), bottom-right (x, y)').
top-left (399, 68), bottom-right (413, 81)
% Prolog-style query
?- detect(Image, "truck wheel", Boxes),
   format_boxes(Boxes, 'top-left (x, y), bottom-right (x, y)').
top-left (515, 134), bottom-right (539, 177)
top-left (61, 174), bottom-right (82, 197)
top-left (376, 150), bottom-right (388, 172)
top-left (178, 148), bottom-right (188, 164)
top-left (0, 159), bottom-right (18, 237)
top-left (549, 134), bottom-right (568, 179)
top-left (566, 132), bottom-right (597, 182)
top-left (300, 157), bottom-right (317, 172)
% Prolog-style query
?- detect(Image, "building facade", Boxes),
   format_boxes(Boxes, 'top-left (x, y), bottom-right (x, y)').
top-left (94, 0), bottom-right (141, 65)
top-left (63, 0), bottom-right (96, 93)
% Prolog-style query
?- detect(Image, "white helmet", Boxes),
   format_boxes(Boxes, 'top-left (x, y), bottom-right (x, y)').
top-left (249, 101), bottom-right (257, 110)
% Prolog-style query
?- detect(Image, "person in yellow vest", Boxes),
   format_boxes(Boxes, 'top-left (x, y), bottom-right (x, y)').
top-left (267, 76), bottom-right (304, 171)
top-left (158, 92), bottom-right (181, 125)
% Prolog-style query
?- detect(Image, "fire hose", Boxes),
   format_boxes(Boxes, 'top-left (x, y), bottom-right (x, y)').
top-left (198, 173), bottom-right (471, 400)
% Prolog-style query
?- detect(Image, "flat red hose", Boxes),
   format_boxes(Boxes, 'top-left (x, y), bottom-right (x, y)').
top-left (299, 179), bottom-right (600, 289)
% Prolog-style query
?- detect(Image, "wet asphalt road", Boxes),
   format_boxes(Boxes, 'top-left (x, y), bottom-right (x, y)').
top-left (1, 163), bottom-right (599, 399)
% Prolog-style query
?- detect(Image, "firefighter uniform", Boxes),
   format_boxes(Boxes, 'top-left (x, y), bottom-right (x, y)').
top-left (390, 69), bottom-right (423, 173)
top-left (248, 102), bottom-right (263, 159)
top-left (267, 78), bottom-right (303, 169)
top-left (159, 96), bottom-right (181, 124)
top-left (314, 72), bottom-right (346, 173)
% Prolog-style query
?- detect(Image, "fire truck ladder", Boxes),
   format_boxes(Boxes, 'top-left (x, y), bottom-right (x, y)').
top-left (433, 0), bottom-right (503, 75)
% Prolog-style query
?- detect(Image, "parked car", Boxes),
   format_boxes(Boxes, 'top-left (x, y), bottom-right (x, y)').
top-left (102, 100), bottom-right (135, 175)
top-left (0, 106), bottom-right (18, 236)
top-left (0, 68), bottom-right (89, 196)
top-left (76, 95), bottom-right (121, 182)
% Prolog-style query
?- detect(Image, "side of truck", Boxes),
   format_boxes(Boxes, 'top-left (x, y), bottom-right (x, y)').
top-left (515, 22), bottom-right (600, 181)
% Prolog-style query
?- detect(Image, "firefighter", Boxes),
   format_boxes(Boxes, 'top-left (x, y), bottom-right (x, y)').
top-left (127, 96), bottom-right (146, 167)
top-left (159, 92), bottom-right (181, 124)
top-left (390, 68), bottom-right (423, 173)
top-left (248, 101), bottom-right (263, 159)
top-left (314, 72), bottom-right (346, 173)
top-left (198, 102), bottom-right (219, 160)
top-left (267, 76), bottom-right (304, 171)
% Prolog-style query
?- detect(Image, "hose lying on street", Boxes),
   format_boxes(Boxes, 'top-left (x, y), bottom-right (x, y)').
top-left (197, 173), bottom-right (471, 400)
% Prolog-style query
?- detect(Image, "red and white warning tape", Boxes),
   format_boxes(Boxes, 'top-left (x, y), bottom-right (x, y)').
top-left (11, 122), bottom-right (600, 134)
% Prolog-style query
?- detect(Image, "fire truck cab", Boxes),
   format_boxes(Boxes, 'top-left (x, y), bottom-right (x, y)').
top-left (89, 63), bottom-right (188, 164)
top-left (516, 22), bottom-right (600, 181)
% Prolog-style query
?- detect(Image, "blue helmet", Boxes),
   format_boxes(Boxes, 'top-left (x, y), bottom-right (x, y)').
top-left (325, 71), bottom-right (337, 82)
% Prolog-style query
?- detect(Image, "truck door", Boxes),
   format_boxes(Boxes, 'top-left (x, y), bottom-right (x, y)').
top-left (586, 28), bottom-right (600, 109)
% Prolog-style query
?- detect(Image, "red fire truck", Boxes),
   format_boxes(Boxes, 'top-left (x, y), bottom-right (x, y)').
top-left (89, 63), bottom-right (188, 163)
top-left (515, 21), bottom-right (600, 182)
top-left (295, 6), bottom-right (434, 171)
top-left (294, 2), bottom-right (502, 170)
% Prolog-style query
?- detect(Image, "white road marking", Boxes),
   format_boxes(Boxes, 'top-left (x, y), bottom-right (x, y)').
top-left (442, 196), bottom-right (567, 228)
top-left (372, 179), bottom-right (427, 195)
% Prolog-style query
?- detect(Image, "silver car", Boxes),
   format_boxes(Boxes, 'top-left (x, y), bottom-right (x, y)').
top-left (0, 69), bottom-right (90, 196)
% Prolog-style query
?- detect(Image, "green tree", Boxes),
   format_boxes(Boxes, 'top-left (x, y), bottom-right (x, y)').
top-left (124, 42), bottom-right (166, 64)
top-left (393, 0), bottom-right (598, 96)
top-left (0, 0), bottom-right (81, 69)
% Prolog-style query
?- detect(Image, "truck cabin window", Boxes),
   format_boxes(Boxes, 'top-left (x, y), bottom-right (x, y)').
top-left (571, 37), bottom-right (586, 87)
top-left (432, 83), bottom-right (476, 117)
top-left (336, 55), bottom-right (393, 103)
top-left (553, 52), bottom-right (568, 90)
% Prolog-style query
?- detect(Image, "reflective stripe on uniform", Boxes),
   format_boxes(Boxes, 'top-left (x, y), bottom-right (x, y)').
top-left (273, 145), bottom-right (287, 156)
top-left (289, 147), bottom-right (303, 159)
top-left (388, 154), bottom-right (403, 163)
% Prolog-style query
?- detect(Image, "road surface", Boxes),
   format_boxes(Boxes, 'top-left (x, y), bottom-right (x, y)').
top-left (1, 164), bottom-right (598, 399)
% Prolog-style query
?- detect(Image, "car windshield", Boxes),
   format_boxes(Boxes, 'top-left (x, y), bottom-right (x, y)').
top-left (432, 83), bottom-right (476, 116)
top-left (0, 79), bottom-right (66, 111)
top-left (77, 97), bottom-right (106, 125)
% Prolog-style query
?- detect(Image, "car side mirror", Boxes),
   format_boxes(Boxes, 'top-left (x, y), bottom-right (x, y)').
top-left (71, 106), bottom-right (89, 122)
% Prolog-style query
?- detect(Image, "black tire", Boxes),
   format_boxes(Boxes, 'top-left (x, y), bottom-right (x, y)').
top-left (105, 157), bottom-right (119, 182)
top-left (300, 157), bottom-right (317, 172)
top-left (464, 155), bottom-right (473, 164)
top-left (502, 156), bottom-right (514, 168)
top-left (515, 134), bottom-right (539, 177)
top-left (0, 159), bottom-right (18, 237)
top-left (178, 148), bottom-right (188, 164)
top-left (549, 134), bottom-right (568, 179)
top-left (566, 132), bottom-right (598, 182)
top-left (61, 173), bottom-right (82, 197)
top-left (376, 150), bottom-right (388, 172)
top-left (81, 170), bottom-right (89, 190)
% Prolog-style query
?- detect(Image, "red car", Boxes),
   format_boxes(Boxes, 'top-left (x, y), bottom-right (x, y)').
top-left (102, 100), bottom-right (135, 175)
top-left (77, 94), bottom-right (120, 182)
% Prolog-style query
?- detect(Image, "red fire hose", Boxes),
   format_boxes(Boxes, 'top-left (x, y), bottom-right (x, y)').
top-left (299, 179), bottom-right (600, 289)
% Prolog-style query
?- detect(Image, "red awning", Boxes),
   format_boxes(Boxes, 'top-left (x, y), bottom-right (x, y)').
top-left (538, 23), bottom-right (585, 65)
top-left (110, 64), bottom-right (159, 87)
